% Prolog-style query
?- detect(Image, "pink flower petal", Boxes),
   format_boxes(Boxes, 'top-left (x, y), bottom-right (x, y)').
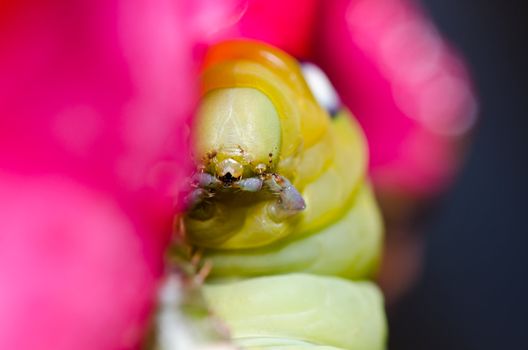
top-left (0, 1), bottom-right (243, 349)
top-left (314, 0), bottom-right (477, 197)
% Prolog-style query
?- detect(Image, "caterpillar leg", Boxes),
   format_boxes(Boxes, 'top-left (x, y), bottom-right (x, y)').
top-left (185, 173), bottom-right (222, 210)
top-left (184, 188), bottom-right (212, 210)
top-left (192, 173), bottom-right (222, 189)
top-left (265, 174), bottom-right (306, 220)
top-left (234, 177), bottom-right (263, 192)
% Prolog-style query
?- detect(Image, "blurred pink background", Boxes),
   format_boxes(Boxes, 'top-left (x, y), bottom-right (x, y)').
top-left (0, 0), bottom-right (475, 348)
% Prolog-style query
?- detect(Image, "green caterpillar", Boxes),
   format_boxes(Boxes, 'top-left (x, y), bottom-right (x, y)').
top-left (173, 40), bottom-right (386, 350)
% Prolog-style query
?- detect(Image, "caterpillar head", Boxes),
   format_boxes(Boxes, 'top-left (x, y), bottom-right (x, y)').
top-left (192, 87), bottom-right (281, 183)
top-left (182, 40), bottom-right (331, 249)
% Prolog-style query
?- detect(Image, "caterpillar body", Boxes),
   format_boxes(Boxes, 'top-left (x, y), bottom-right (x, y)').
top-left (174, 40), bottom-right (387, 350)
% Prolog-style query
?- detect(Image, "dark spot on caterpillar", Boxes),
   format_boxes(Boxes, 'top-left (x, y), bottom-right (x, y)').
top-left (328, 107), bottom-right (340, 119)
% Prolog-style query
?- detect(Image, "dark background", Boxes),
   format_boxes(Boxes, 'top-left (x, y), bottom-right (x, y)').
top-left (389, 0), bottom-right (528, 349)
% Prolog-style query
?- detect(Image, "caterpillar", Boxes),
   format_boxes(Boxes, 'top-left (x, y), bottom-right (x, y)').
top-left (171, 40), bottom-right (387, 350)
